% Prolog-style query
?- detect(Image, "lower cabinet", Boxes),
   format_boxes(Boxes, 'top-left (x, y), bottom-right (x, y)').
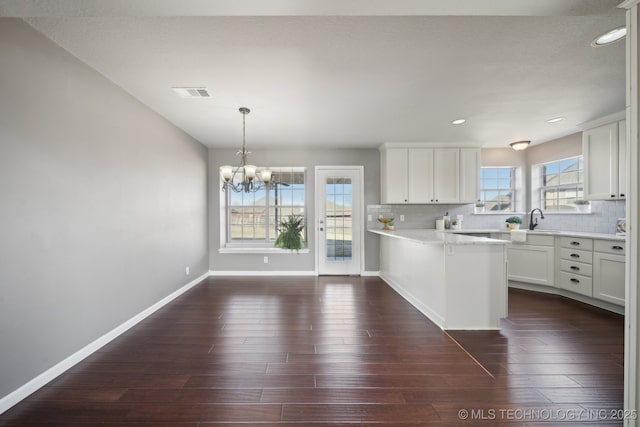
top-left (593, 240), bottom-right (626, 306)
top-left (508, 244), bottom-right (555, 286)
top-left (494, 232), bottom-right (626, 311)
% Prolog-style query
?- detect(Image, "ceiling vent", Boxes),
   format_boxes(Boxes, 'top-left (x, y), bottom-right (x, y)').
top-left (172, 87), bottom-right (211, 98)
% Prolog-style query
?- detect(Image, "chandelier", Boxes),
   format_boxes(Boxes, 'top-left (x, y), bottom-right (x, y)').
top-left (220, 107), bottom-right (272, 192)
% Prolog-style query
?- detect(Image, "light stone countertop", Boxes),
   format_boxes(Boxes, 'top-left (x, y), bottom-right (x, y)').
top-left (453, 228), bottom-right (625, 241)
top-left (368, 228), bottom-right (626, 244)
top-left (367, 228), bottom-right (509, 245)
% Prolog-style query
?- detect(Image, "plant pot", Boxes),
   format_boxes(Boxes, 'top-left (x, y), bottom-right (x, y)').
top-left (576, 204), bottom-right (591, 213)
top-left (474, 206), bottom-right (485, 214)
top-left (508, 223), bottom-right (520, 230)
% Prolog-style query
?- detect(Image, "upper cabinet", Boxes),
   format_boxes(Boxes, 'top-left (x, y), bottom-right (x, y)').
top-left (582, 113), bottom-right (626, 201)
top-left (380, 144), bottom-right (479, 204)
top-left (459, 148), bottom-right (481, 204)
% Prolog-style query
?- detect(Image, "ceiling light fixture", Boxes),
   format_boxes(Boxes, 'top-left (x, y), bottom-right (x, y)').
top-left (546, 117), bottom-right (565, 123)
top-left (591, 26), bottom-right (627, 47)
top-left (220, 107), bottom-right (272, 193)
top-left (451, 119), bottom-right (466, 125)
top-left (510, 140), bottom-right (530, 151)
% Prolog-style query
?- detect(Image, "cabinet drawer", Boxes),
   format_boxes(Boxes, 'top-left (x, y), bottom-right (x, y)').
top-left (593, 239), bottom-right (626, 255)
top-left (558, 271), bottom-right (593, 297)
top-left (559, 259), bottom-right (593, 277)
top-left (560, 248), bottom-right (593, 264)
top-left (560, 236), bottom-right (593, 250)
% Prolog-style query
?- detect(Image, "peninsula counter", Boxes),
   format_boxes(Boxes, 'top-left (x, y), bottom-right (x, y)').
top-left (370, 229), bottom-right (509, 330)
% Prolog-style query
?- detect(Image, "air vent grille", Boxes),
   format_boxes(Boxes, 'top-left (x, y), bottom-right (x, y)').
top-left (172, 87), bottom-right (211, 98)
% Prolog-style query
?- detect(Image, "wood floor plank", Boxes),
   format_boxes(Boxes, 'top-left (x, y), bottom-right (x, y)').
top-left (0, 278), bottom-right (623, 425)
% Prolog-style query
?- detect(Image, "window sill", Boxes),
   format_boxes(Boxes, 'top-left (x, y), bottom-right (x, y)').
top-left (539, 211), bottom-right (593, 215)
top-left (219, 247), bottom-right (310, 254)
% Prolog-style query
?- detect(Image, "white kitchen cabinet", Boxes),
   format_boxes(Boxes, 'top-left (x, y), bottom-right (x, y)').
top-left (493, 233), bottom-right (555, 286)
top-left (459, 148), bottom-right (481, 204)
top-left (433, 148), bottom-right (460, 203)
top-left (408, 148), bottom-right (435, 203)
top-left (583, 119), bottom-right (626, 200)
top-left (557, 237), bottom-right (593, 297)
top-left (380, 147), bottom-right (409, 203)
top-left (380, 144), bottom-right (469, 204)
top-left (507, 244), bottom-right (555, 286)
top-left (593, 239), bottom-right (626, 306)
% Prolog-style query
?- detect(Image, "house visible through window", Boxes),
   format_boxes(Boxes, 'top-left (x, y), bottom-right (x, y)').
top-left (539, 156), bottom-right (583, 210)
top-left (480, 167), bottom-right (516, 211)
top-left (226, 168), bottom-right (306, 247)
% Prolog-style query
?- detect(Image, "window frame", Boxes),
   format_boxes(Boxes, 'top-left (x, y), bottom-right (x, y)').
top-left (479, 166), bottom-right (517, 212)
top-left (536, 156), bottom-right (584, 211)
top-left (222, 167), bottom-right (307, 250)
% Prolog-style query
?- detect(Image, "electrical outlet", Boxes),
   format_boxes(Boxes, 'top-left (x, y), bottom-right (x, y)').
top-left (264, 256), bottom-right (269, 264)
top-left (367, 214), bottom-right (372, 221)
top-left (378, 214), bottom-right (383, 219)
top-left (400, 215), bottom-right (405, 222)
top-left (185, 266), bottom-right (190, 276)
top-left (457, 214), bottom-right (464, 222)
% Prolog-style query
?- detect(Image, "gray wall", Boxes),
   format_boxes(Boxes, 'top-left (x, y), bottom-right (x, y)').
top-left (0, 19), bottom-right (209, 398)
top-left (209, 148), bottom-right (380, 272)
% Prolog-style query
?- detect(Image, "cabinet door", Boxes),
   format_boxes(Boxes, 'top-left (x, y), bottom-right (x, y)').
top-left (583, 122), bottom-right (619, 200)
top-left (507, 244), bottom-right (555, 286)
top-left (408, 148), bottom-right (434, 203)
top-left (460, 148), bottom-right (481, 204)
top-left (618, 120), bottom-right (626, 199)
top-left (593, 252), bottom-right (625, 306)
top-left (433, 148), bottom-right (460, 203)
top-left (381, 148), bottom-right (408, 203)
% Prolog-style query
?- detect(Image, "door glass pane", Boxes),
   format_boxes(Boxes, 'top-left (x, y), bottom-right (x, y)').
top-left (326, 177), bottom-right (353, 262)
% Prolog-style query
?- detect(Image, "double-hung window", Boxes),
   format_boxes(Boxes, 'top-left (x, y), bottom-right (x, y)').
top-left (537, 156), bottom-right (583, 210)
top-left (480, 167), bottom-right (516, 211)
top-left (225, 167), bottom-right (306, 248)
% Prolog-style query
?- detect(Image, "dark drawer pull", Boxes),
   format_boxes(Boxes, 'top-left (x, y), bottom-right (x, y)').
top-left (620, 194), bottom-right (625, 197)
top-left (570, 266), bottom-right (580, 271)
top-left (570, 278), bottom-right (580, 283)
top-left (570, 254), bottom-right (580, 258)
top-left (570, 241), bottom-right (580, 246)
top-left (612, 246), bottom-right (624, 250)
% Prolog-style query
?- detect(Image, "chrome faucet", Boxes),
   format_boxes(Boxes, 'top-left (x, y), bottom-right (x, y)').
top-left (529, 208), bottom-right (545, 230)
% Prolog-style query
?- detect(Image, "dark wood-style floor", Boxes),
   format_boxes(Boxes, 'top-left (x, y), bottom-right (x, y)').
top-left (0, 276), bottom-right (624, 426)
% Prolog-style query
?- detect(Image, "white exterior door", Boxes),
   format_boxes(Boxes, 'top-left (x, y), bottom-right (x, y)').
top-left (316, 167), bottom-right (363, 275)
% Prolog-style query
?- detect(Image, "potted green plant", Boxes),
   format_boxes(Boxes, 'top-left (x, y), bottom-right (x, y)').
top-left (574, 199), bottom-right (591, 213)
top-left (474, 202), bottom-right (485, 214)
top-left (274, 214), bottom-right (306, 251)
top-left (451, 218), bottom-right (461, 231)
top-left (505, 216), bottom-right (523, 230)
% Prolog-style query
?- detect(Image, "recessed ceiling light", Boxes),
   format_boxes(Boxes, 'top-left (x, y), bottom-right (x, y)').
top-left (171, 87), bottom-right (211, 98)
top-left (546, 117), bottom-right (565, 123)
top-left (451, 119), bottom-right (466, 125)
top-left (591, 26), bottom-right (627, 47)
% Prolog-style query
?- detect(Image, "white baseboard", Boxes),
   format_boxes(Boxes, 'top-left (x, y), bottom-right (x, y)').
top-left (0, 271), bottom-right (209, 415)
top-left (209, 270), bottom-right (316, 276)
top-left (379, 272), bottom-right (446, 329)
top-left (361, 271), bottom-right (380, 277)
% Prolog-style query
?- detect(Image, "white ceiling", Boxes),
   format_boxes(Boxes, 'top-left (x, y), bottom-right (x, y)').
top-left (1, 0), bottom-right (626, 149)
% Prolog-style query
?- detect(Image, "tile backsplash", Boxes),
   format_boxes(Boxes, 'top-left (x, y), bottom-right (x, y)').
top-left (367, 200), bottom-right (626, 235)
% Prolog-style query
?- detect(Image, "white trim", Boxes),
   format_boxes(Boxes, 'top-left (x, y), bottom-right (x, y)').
top-left (218, 248), bottom-right (310, 254)
top-left (361, 270), bottom-right (380, 277)
top-left (209, 270), bottom-right (316, 276)
top-left (379, 272), bottom-right (446, 329)
top-left (0, 272), bottom-right (209, 415)
top-left (577, 110), bottom-right (626, 130)
top-left (379, 141), bottom-right (481, 151)
top-left (315, 166), bottom-right (365, 275)
top-left (508, 281), bottom-right (625, 315)
top-left (620, 0), bottom-right (640, 9)
top-left (624, 3), bottom-right (639, 425)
